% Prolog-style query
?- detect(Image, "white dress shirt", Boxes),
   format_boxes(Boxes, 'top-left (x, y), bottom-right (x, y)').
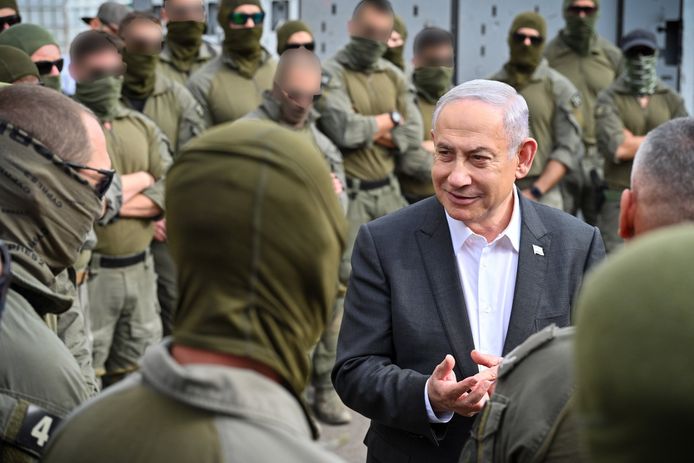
top-left (425, 189), bottom-right (521, 423)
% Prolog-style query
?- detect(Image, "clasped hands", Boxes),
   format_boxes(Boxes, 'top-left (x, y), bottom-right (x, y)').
top-left (427, 351), bottom-right (502, 418)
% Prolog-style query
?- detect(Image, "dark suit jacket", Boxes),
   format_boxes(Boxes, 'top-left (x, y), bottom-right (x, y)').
top-left (332, 194), bottom-right (605, 463)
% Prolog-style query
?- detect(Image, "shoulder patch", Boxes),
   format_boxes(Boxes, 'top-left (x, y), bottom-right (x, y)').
top-left (321, 70), bottom-right (332, 88)
top-left (498, 325), bottom-right (557, 379)
top-left (570, 93), bottom-right (582, 108)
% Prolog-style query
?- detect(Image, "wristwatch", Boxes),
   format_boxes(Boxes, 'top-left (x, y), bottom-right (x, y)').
top-left (530, 185), bottom-right (544, 200)
top-left (390, 111), bottom-right (402, 127)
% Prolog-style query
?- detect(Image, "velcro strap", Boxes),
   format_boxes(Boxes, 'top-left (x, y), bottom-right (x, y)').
top-left (12, 404), bottom-right (62, 458)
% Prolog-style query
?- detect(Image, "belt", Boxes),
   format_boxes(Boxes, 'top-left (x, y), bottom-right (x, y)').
top-left (97, 251), bottom-right (147, 269)
top-left (346, 176), bottom-right (391, 191)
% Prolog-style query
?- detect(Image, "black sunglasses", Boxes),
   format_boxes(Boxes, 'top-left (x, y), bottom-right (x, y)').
top-left (567, 5), bottom-right (598, 15)
top-left (228, 11), bottom-right (265, 26)
top-left (512, 32), bottom-right (544, 46)
top-left (0, 14), bottom-right (21, 28)
top-left (285, 42), bottom-right (316, 52)
top-left (34, 58), bottom-right (64, 75)
top-left (63, 162), bottom-right (116, 199)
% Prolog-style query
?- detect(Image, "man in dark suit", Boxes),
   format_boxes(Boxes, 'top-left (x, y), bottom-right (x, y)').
top-left (333, 79), bottom-right (605, 463)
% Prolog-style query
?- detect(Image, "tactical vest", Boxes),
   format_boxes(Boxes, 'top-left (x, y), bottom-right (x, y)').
top-left (398, 97), bottom-right (435, 199)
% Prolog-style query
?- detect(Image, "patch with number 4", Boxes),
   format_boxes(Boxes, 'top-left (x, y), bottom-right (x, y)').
top-left (15, 405), bottom-right (62, 457)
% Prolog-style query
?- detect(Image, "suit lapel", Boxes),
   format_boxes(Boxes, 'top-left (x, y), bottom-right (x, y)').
top-left (415, 199), bottom-right (477, 377)
top-left (503, 195), bottom-right (551, 354)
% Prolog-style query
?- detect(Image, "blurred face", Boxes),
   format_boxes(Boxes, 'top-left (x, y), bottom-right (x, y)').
top-left (70, 49), bottom-right (124, 82)
top-left (387, 29), bottom-right (403, 48)
top-left (276, 64), bottom-right (321, 125)
top-left (348, 6), bottom-right (394, 43)
top-left (229, 4), bottom-right (263, 29)
top-left (431, 99), bottom-right (535, 228)
top-left (31, 44), bottom-right (62, 76)
top-left (414, 43), bottom-right (454, 68)
top-left (121, 19), bottom-right (163, 49)
top-left (163, 0), bottom-right (205, 22)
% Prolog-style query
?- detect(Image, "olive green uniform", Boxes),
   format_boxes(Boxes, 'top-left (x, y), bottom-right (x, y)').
top-left (122, 72), bottom-right (205, 153)
top-left (545, 33), bottom-right (622, 223)
top-left (595, 76), bottom-right (687, 252)
top-left (491, 59), bottom-right (583, 210)
top-left (397, 95), bottom-right (435, 203)
top-left (317, 48), bottom-right (422, 278)
top-left (187, 50), bottom-right (277, 128)
top-left (121, 72), bottom-right (204, 336)
top-left (158, 39), bottom-right (218, 86)
top-left (460, 325), bottom-right (583, 463)
top-left (0, 267), bottom-right (92, 463)
top-left (245, 90), bottom-right (348, 394)
top-left (88, 106), bottom-right (172, 382)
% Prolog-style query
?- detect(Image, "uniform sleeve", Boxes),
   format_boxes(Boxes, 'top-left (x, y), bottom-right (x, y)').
top-left (186, 62), bottom-right (216, 129)
top-left (671, 93), bottom-right (689, 118)
top-left (57, 302), bottom-right (100, 397)
top-left (595, 90), bottom-right (624, 165)
top-left (174, 83), bottom-right (206, 154)
top-left (315, 64), bottom-right (379, 150)
top-left (391, 75), bottom-right (424, 154)
top-left (142, 123), bottom-right (174, 212)
top-left (549, 79), bottom-right (583, 172)
top-left (98, 172), bottom-right (122, 225)
top-left (397, 145), bottom-right (433, 182)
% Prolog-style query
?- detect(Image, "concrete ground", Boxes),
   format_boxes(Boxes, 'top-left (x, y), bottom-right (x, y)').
top-left (320, 412), bottom-right (370, 462)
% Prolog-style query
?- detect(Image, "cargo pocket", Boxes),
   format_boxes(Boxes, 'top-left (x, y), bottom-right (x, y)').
top-left (459, 394), bottom-right (509, 463)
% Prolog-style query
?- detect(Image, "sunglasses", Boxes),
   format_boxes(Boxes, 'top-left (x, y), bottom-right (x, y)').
top-left (283, 87), bottom-right (322, 106)
top-left (512, 32), bottom-right (544, 46)
top-left (228, 11), bottom-right (265, 26)
top-left (63, 162), bottom-right (116, 199)
top-left (34, 58), bottom-right (64, 75)
top-left (285, 42), bottom-right (316, 52)
top-left (566, 5), bottom-right (598, 15)
top-left (0, 14), bottom-right (20, 28)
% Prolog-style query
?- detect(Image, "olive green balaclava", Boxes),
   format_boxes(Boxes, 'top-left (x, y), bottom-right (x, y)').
top-left (165, 21), bottom-right (206, 72)
top-left (0, 120), bottom-right (103, 291)
top-left (383, 15), bottom-right (407, 71)
top-left (575, 224), bottom-right (694, 463)
top-left (0, 45), bottom-right (38, 83)
top-left (562, 0), bottom-right (599, 56)
top-left (276, 20), bottom-right (312, 55)
top-left (504, 12), bottom-right (546, 89)
top-left (122, 49), bottom-right (158, 99)
top-left (168, 119), bottom-right (346, 400)
top-left (217, 0), bottom-right (264, 78)
top-left (74, 76), bottom-right (124, 122)
top-left (0, 23), bottom-right (61, 90)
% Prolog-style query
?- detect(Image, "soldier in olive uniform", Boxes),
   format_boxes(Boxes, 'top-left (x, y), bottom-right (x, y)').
top-left (316, 0), bottom-right (423, 279)
top-left (276, 20), bottom-right (315, 55)
top-left (0, 85), bottom-right (112, 462)
top-left (491, 12), bottom-right (583, 210)
top-left (545, 0), bottom-right (621, 223)
top-left (159, 0), bottom-right (219, 85)
top-left (118, 12), bottom-right (205, 335)
top-left (70, 31), bottom-right (173, 386)
top-left (0, 45), bottom-right (39, 84)
top-left (42, 119), bottom-right (347, 463)
top-left (0, 23), bottom-right (64, 91)
top-left (595, 29), bottom-right (687, 252)
top-left (187, 0), bottom-right (276, 127)
top-left (245, 49), bottom-right (351, 425)
top-left (398, 27), bottom-right (454, 203)
top-left (461, 117), bottom-right (694, 463)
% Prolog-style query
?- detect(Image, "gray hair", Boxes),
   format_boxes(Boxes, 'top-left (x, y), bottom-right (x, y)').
top-left (632, 117), bottom-right (694, 227)
top-left (432, 79), bottom-right (530, 157)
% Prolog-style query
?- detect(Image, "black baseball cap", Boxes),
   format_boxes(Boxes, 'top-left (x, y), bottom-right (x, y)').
top-left (620, 29), bottom-right (658, 53)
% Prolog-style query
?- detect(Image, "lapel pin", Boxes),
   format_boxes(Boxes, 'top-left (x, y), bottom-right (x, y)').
top-left (532, 245), bottom-right (544, 256)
